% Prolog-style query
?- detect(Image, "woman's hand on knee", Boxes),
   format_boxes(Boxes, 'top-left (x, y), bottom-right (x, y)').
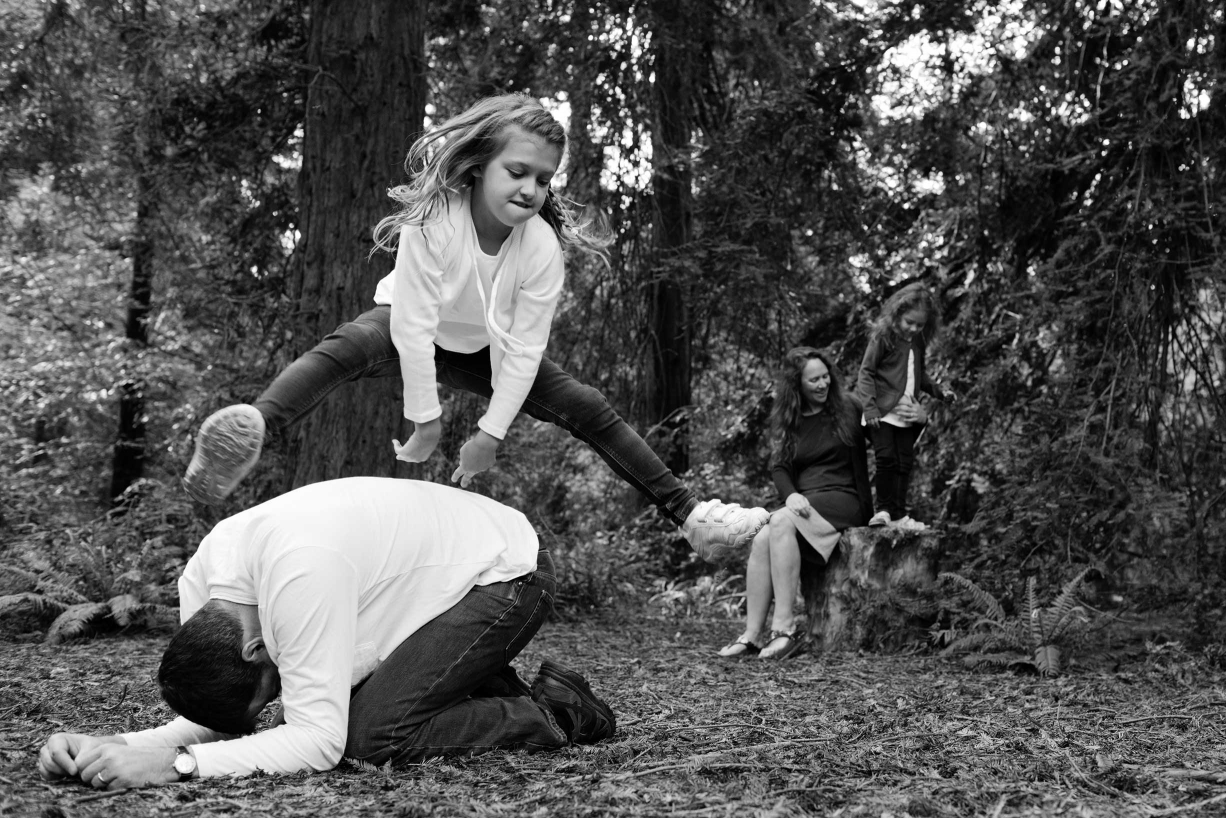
top-left (785, 493), bottom-right (811, 518)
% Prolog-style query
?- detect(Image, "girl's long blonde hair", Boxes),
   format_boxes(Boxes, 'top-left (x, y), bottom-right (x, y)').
top-left (372, 93), bottom-right (610, 262)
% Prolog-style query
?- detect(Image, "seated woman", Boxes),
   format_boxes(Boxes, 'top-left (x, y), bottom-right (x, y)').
top-left (719, 347), bottom-right (872, 660)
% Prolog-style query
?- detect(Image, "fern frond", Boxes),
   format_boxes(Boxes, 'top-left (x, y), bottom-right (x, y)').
top-left (113, 569), bottom-right (146, 593)
top-left (345, 757), bottom-right (384, 774)
top-left (968, 616), bottom-right (1007, 632)
top-left (1002, 617), bottom-right (1031, 646)
top-left (1027, 576), bottom-right (1044, 647)
top-left (1046, 568), bottom-right (1093, 634)
top-left (46, 602), bottom-right (109, 645)
top-left (0, 592), bottom-right (69, 617)
top-left (108, 593), bottom-right (148, 627)
top-left (938, 572), bottom-right (1006, 622)
top-left (34, 577), bottom-right (90, 606)
top-left (0, 563), bottom-right (40, 589)
top-left (1047, 604), bottom-right (1089, 642)
top-left (1034, 644), bottom-right (1062, 676)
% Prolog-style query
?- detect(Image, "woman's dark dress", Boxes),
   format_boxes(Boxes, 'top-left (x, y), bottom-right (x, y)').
top-left (771, 410), bottom-right (873, 535)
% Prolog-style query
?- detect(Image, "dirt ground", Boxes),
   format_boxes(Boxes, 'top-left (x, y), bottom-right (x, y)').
top-left (3, 605), bottom-right (1226, 818)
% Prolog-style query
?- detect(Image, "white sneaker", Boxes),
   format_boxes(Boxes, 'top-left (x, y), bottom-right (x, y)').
top-left (868, 510), bottom-right (891, 527)
top-left (682, 499), bottom-right (770, 565)
top-left (183, 405), bottom-right (265, 505)
top-left (892, 516), bottom-right (928, 531)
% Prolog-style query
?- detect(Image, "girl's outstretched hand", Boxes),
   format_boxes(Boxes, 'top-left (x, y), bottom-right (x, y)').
top-left (452, 431), bottom-right (501, 488)
top-left (393, 418), bottom-right (442, 463)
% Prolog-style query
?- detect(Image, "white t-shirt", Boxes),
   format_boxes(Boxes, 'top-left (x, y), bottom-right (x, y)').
top-left (121, 477), bottom-right (539, 778)
top-left (880, 349), bottom-right (917, 428)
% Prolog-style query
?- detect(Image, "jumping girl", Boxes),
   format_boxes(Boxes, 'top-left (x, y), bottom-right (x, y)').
top-left (184, 93), bottom-right (766, 562)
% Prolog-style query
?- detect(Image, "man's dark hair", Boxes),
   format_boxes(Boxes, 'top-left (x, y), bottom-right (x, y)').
top-left (158, 600), bottom-right (265, 734)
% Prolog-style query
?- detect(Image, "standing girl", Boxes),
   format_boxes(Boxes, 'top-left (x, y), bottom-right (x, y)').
top-left (717, 348), bottom-right (872, 660)
top-left (855, 282), bottom-right (953, 529)
top-left (184, 93), bottom-right (766, 563)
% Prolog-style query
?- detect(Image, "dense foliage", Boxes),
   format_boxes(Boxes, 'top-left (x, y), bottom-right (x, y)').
top-left (2, 0), bottom-right (1223, 643)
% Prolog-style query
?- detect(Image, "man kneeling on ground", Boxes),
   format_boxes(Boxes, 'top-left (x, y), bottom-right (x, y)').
top-left (37, 477), bottom-right (614, 790)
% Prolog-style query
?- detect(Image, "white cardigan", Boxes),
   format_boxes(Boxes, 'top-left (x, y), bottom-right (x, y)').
top-left (372, 191), bottom-right (565, 440)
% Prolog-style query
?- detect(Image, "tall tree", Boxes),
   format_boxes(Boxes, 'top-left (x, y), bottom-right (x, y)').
top-left (644, 0), bottom-right (705, 475)
top-left (285, 0), bottom-right (427, 488)
top-left (109, 0), bottom-right (158, 503)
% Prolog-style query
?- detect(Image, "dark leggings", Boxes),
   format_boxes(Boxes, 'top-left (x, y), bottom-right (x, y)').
top-left (254, 306), bottom-right (697, 525)
top-left (868, 422), bottom-right (921, 519)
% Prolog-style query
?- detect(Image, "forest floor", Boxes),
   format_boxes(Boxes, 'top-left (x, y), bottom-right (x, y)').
top-left (3, 604), bottom-right (1226, 818)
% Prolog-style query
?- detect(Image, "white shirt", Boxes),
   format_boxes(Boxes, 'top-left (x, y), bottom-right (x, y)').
top-left (371, 191), bottom-right (565, 440)
top-left (880, 349), bottom-right (917, 428)
top-left (120, 477), bottom-right (539, 778)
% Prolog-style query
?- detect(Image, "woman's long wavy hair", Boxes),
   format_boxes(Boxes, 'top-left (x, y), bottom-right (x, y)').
top-left (372, 93), bottom-right (610, 263)
top-left (870, 282), bottom-right (941, 349)
top-left (770, 347), bottom-right (859, 468)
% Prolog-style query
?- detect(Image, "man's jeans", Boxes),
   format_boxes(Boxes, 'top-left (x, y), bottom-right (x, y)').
top-left (869, 422), bottom-right (921, 519)
top-left (254, 306), bottom-right (696, 525)
top-left (344, 551), bottom-right (565, 763)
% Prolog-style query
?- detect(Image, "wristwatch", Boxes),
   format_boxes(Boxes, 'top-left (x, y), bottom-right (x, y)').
top-left (173, 746), bottom-right (197, 781)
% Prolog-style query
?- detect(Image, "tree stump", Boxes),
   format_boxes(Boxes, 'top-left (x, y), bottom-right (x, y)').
top-left (799, 526), bottom-right (945, 652)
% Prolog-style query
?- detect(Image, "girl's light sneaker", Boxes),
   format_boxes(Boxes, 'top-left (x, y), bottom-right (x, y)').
top-left (682, 499), bottom-right (770, 564)
top-left (183, 405), bottom-right (265, 505)
top-left (892, 516), bottom-right (929, 531)
top-left (868, 510), bottom-right (891, 527)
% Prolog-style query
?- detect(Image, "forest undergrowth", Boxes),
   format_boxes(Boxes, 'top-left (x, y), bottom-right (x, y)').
top-left (3, 602), bottom-right (1226, 818)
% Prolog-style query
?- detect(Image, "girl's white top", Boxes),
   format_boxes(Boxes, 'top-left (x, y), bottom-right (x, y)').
top-left (371, 190), bottom-right (565, 440)
top-left (119, 477), bottom-right (539, 778)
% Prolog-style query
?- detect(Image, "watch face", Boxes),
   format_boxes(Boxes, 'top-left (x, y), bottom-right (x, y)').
top-left (174, 753), bottom-right (196, 774)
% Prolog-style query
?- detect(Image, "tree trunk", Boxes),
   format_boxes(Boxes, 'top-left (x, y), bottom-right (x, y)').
top-left (109, 190), bottom-right (153, 501)
top-left (800, 527), bottom-right (945, 652)
top-left (109, 0), bottom-right (154, 504)
top-left (647, 0), bottom-right (699, 475)
top-left (286, 0), bottom-right (427, 490)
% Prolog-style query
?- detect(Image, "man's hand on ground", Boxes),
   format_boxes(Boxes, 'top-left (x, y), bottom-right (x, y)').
top-left (39, 733), bottom-right (123, 781)
top-left (75, 744), bottom-right (180, 790)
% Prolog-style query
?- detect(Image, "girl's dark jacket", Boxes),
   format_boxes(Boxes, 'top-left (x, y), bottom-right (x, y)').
top-left (855, 333), bottom-right (947, 422)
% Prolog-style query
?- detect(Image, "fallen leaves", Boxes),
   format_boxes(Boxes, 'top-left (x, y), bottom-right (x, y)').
top-left (3, 608), bottom-right (1226, 817)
